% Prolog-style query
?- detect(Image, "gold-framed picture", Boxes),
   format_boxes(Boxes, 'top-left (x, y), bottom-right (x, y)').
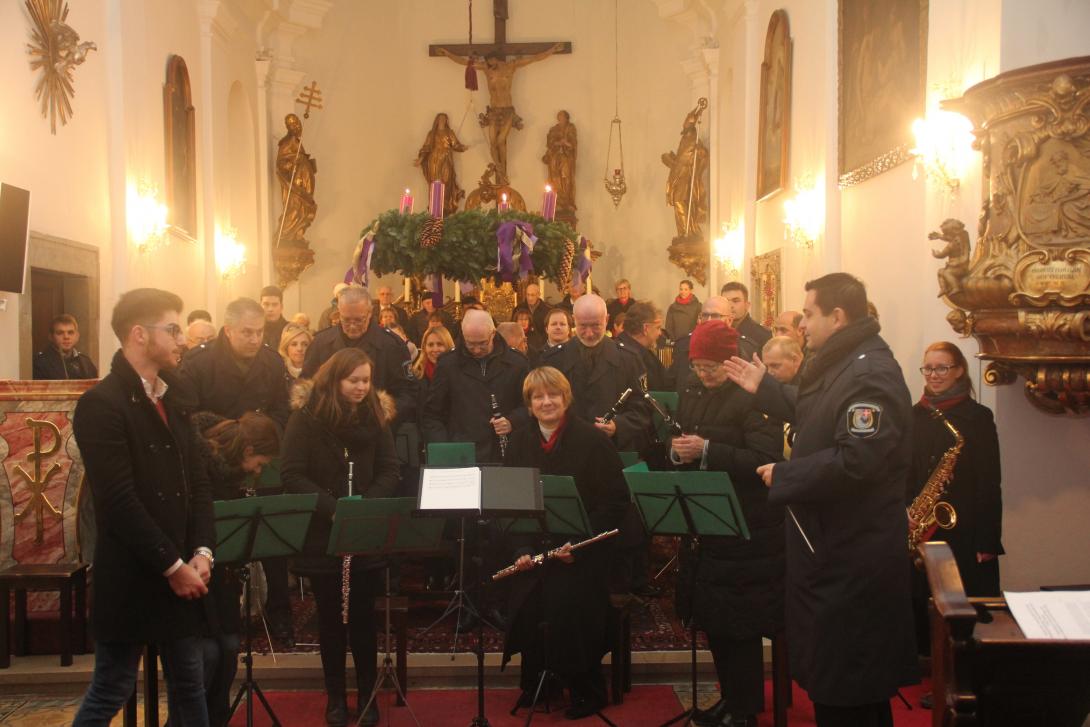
top-left (757, 9), bottom-right (792, 201)
top-left (837, 0), bottom-right (928, 188)
top-left (750, 248), bottom-right (782, 328)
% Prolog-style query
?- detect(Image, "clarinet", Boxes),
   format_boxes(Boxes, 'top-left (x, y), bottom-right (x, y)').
top-left (490, 394), bottom-right (508, 459)
top-left (642, 389), bottom-right (683, 436)
top-left (602, 388), bottom-right (633, 423)
top-left (341, 456), bottom-right (354, 625)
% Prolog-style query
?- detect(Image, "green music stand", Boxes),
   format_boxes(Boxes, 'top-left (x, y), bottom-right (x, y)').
top-left (622, 470), bottom-right (748, 727)
top-left (499, 475), bottom-right (592, 537)
top-left (426, 441), bottom-right (475, 466)
top-left (329, 497), bottom-right (444, 726)
top-left (216, 493), bottom-right (317, 727)
top-left (618, 451), bottom-right (641, 468)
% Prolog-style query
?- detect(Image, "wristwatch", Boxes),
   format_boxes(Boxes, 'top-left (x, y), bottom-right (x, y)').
top-left (193, 547), bottom-right (215, 569)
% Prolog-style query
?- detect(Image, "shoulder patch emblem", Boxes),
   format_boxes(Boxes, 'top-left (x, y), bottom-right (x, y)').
top-left (846, 402), bottom-right (881, 438)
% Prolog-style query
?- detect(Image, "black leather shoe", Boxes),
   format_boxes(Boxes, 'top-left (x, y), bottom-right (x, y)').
top-left (691, 700), bottom-right (728, 727)
top-left (324, 695), bottom-right (349, 727)
top-left (357, 702), bottom-right (379, 726)
top-left (564, 694), bottom-right (607, 720)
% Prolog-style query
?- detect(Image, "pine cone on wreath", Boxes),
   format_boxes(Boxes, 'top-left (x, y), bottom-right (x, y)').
top-left (420, 218), bottom-right (444, 248)
top-left (558, 238), bottom-right (575, 289)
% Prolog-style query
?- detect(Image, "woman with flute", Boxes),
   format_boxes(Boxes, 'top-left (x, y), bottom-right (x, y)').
top-left (501, 366), bottom-right (631, 720)
top-left (281, 349), bottom-right (399, 727)
top-left (671, 320), bottom-right (785, 727)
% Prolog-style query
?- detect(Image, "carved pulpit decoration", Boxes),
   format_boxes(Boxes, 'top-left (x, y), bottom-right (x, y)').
top-left (430, 0), bottom-right (572, 186)
top-left (935, 56), bottom-right (1090, 415)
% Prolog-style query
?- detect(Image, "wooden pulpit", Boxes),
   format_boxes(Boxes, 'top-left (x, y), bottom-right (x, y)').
top-left (919, 542), bottom-right (1090, 727)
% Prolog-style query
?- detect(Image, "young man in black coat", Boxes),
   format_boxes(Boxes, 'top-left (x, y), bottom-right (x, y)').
top-left (33, 314), bottom-right (98, 380)
top-left (72, 288), bottom-right (214, 726)
top-left (422, 309), bottom-right (529, 464)
top-left (726, 273), bottom-right (918, 727)
top-left (302, 285), bottom-right (414, 420)
top-left (720, 282), bottom-right (771, 351)
top-left (259, 285), bottom-right (290, 349)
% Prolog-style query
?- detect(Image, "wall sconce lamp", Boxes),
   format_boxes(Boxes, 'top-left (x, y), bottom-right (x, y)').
top-left (783, 178), bottom-right (823, 250)
top-left (215, 225), bottom-right (247, 279)
top-left (910, 109), bottom-right (975, 194)
top-left (713, 221), bottom-right (745, 280)
top-left (127, 182), bottom-right (169, 253)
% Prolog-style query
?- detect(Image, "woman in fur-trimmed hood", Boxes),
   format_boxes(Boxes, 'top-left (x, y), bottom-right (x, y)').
top-left (280, 348), bottom-right (399, 726)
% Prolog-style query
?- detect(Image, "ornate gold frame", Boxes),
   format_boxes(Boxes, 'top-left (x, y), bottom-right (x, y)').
top-left (757, 10), bottom-right (792, 202)
top-left (837, 0), bottom-right (928, 188)
top-left (750, 248), bottom-right (782, 328)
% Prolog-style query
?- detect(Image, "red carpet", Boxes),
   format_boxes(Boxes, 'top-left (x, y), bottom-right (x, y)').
top-left (228, 680), bottom-right (932, 726)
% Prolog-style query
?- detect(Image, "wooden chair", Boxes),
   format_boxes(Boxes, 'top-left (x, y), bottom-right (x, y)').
top-left (920, 541), bottom-right (1090, 726)
top-left (0, 562), bottom-right (89, 667)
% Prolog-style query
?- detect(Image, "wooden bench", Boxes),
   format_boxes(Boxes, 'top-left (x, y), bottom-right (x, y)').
top-left (0, 562), bottom-right (89, 667)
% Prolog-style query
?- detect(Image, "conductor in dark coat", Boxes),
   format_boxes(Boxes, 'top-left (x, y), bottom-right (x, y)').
top-left (671, 321), bottom-right (784, 727)
top-left (72, 289), bottom-right (213, 726)
top-left (179, 298), bottom-right (292, 428)
top-left (725, 273), bottom-right (918, 727)
top-left (421, 309), bottom-right (529, 464)
top-left (302, 285), bottom-right (414, 423)
top-left (539, 294), bottom-right (653, 455)
top-left (501, 366), bottom-right (630, 720)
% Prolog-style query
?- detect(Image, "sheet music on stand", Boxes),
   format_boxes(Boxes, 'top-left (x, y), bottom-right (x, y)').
top-left (1005, 590), bottom-right (1090, 640)
top-left (416, 465), bottom-right (542, 517)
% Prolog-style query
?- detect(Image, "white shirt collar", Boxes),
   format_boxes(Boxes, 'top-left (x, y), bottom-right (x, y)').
top-left (140, 375), bottom-right (169, 402)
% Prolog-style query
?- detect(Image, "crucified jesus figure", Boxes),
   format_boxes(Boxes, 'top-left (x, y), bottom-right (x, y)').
top-left (437, 42), bottom-right (565, 184)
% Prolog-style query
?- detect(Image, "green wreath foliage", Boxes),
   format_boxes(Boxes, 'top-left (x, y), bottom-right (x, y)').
top-left (365, 209), bottom-right (578, 282)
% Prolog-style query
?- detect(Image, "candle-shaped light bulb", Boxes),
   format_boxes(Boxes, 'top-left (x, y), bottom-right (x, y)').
top-left (542, 184), bottom-right (557, 221)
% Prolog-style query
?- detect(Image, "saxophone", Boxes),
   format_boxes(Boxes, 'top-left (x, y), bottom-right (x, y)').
top-left (907, 408), bottom-right (963, 553)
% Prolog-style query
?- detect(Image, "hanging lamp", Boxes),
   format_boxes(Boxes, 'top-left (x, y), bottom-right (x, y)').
top-left (603, 0), bottom-right (627, 207)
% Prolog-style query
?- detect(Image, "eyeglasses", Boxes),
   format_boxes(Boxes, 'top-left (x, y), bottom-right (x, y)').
top-left (340, 317), bottom-right (368, 327)
top-left (919, 365), bottom-right (954, 376)
top-left (698, 312), bottom-right (725, 321)
top-left (690, 362), bottom-right (723, 375)
top-left (145, 324), bottom-right (183, 338)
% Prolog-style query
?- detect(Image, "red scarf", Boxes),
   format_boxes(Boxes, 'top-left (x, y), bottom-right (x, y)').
top-left (424, 358), bottom-right (437, 381)
top-left (918, 379), bottom-right (972, 411)
top-left (539, 414), bottom-right (568, 454)
top-left (675, 293), bottom-right (693, 305)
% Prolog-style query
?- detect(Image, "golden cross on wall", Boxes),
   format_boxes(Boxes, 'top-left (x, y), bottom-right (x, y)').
top-left (296, 81), bottom-right (323, 120)
top-left (13, 418), bottom-right (64, 545)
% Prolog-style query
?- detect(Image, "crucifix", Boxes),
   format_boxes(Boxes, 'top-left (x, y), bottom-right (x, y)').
top-left (430, 0), bottom-right (572, 184)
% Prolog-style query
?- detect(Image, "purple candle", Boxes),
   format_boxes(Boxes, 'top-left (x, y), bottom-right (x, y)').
top-left (542, 185), bottom-right (557, 221)
top-left (399, 188), bottom-right (413, 214)
top-left (429, 180), bottom-right (445, 219)
top-left (498, 192), bottom-right (510, 212)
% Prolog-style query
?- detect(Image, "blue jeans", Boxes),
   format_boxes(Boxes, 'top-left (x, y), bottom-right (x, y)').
top-left (73, 637), bottom-right (210, 727)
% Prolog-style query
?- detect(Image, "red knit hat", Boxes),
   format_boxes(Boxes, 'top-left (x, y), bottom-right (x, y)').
top-left (689, 320), bottom-right (739, 362)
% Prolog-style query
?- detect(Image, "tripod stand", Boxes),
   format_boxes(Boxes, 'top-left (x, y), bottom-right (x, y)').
top-left (215, 493), bottom-right (316, 727)
top-left (358, 563), bottom-right (420, 726)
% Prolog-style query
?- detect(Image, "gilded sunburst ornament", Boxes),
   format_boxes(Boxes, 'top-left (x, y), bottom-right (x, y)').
top-left (25, 0), bottom-right (97, 134)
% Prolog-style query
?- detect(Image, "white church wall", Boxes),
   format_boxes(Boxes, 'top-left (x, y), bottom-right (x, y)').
top-left (288, 0), bottom-right (694, 323)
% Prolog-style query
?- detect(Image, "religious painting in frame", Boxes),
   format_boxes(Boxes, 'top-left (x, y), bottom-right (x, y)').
top-left (163, 55), bottom-right (197, 238)
top-left (837, 0), bottom-right (928, 187)
top-left (749, 249), bottom-right (782, 329)
top-left (757, 10), bottom-right (792, 201)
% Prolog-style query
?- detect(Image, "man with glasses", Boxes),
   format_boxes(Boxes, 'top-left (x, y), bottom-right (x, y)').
top-left (669, 295), bottom-right (734, 394)
top-left (422, 309), bottom-right (529, 464)
top-left (302, 284), bottom-right (414, 419)
top-left (606, 278), bottom-right (635, 334)
top-left (73, 289), bottom-right (213, 726)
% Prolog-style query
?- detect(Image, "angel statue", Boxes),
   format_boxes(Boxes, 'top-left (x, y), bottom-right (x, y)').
top-left (662, 98), bottom-right (709, 240)
top-left (415, 112), bottom-right (468, 216)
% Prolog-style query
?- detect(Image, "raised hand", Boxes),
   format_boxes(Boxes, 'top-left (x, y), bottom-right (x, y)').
top-left (723, 353), bottom-right (767, 394)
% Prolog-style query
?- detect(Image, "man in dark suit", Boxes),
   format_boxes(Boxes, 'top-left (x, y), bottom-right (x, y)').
top-left (303, 285), bottom-right (414, 420)
top-left (260, 285), bottom-right (290, 349)
top-left (72, 288), bottom-right (213, 726)
top-left (179, 296), bottom-right (294, 642)
top-left (614, 301), bottom-right (669, 392)
top-left (721, 281), bottom-right (772, 351)
top-left (33, 314), bottom-right (98, 380)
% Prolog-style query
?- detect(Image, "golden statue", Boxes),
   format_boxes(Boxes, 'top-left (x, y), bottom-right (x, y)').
top-left (274, 113), bottom-right (317, 245)
top-left (542, 110), bottom-right (578, 225)
top-left (414, 112), bottom-right (468, 216)
top-left (662, 97), bottom-right (709, 240)
top-left (435, 43), bottom-right (565, 184)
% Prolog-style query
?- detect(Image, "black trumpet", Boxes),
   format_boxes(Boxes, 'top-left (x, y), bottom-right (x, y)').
top-left (602, 388), bottom-right (633, 423)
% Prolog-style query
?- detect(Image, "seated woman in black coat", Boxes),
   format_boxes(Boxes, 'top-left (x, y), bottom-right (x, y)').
top-left (191, 410), bottom-right (281, 727)
top-left (281, 348), bottom-right (400, 727)
top-left (501, 366), bottom-right (631, 720)
top-left (670, 320), bottom-right (785, 727)
top-left (908, 342), bottom-right (1003, 653)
